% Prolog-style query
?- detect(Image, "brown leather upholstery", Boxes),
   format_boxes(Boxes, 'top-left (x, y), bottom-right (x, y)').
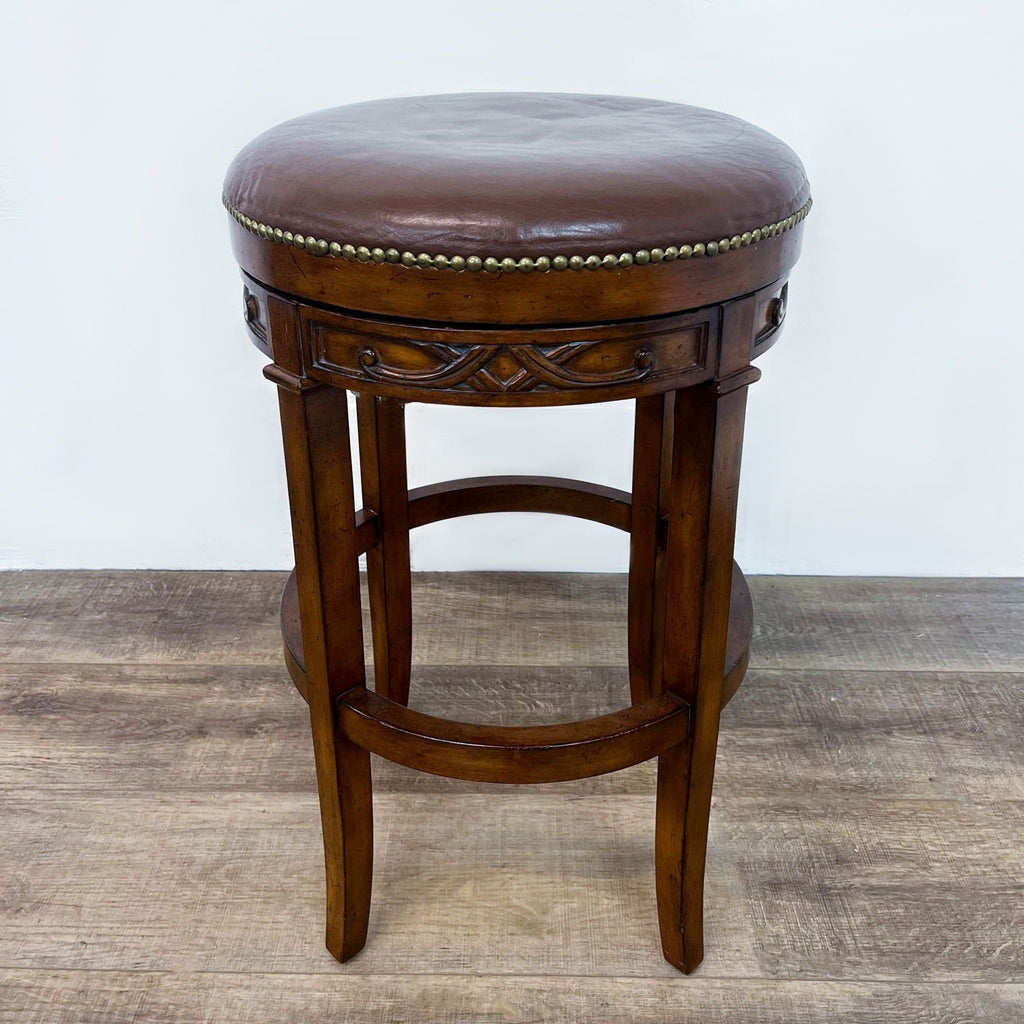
top-left (223, 92), bottom-right (810, 260)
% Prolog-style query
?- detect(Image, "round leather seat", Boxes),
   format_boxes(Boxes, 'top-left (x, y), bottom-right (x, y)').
top-left (224, 92), bottom-right (811, 323)
top-left (225, 92), bottom-right (810, 265)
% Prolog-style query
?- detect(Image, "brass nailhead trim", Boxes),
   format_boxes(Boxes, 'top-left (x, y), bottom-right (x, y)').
top-left (224, 195), bottom-right (811, 274)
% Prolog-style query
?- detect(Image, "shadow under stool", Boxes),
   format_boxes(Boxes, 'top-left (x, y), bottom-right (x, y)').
top-left (222, 92), bottom-right (811, 974)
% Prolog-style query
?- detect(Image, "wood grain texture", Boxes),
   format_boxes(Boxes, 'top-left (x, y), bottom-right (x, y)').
top-left (1, 972), bottom-right (1021, 1024)
top-left (278, 563), bottom-right (752, 709)
top-left (1, 571), bottom-right (1022, 1020)
top-left (0, 790), bottom-right (1020, 981)
top-left (3, 571), bottom-right (1021, 671)
top-left (3, 663), bottom-right (1022, 800)
top-left (748, 575), bottom-right (1024, 672)
top-left (0, 571), bottom-right (288, 664)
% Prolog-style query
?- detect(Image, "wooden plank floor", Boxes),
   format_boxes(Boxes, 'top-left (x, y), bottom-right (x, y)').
top-left (0, 571), bottom-right (1021, 1023)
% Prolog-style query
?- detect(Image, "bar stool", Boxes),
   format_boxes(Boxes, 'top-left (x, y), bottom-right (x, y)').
top-left (223, 92), bottom-right (810, 973)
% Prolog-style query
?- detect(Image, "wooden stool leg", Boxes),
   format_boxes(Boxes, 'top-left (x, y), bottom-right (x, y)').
top-left (627, 392), bottom-right (676, 704)
top-left (654, 375), bottom-right (751, 974)
top-left (627, 394), bottom-right (664, 704)
top-left (269, 296), bottom-right (373, 963)
top-left (357, 394), bottom-right (413, 706)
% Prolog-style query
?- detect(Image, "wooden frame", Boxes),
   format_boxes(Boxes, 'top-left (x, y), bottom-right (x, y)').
top-left (246, 250), bottom-right (791, 973)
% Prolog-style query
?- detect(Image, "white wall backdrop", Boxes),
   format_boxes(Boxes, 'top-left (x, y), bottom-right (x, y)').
top-left (2, 0), bottom-right (1022, 574)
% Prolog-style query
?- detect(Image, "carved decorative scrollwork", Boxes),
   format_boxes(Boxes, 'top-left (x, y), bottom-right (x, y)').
top-left (512, 345), bottom-right (655, 389)
top-left (350, 340), bottom-right (657, 393)
top-left (356, 343), bottom-right (495, 389)
top-left (304, 308), bottom-right (713, 403)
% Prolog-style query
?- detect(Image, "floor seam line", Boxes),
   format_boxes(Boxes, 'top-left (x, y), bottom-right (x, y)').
top-left (0, 966), bottom-right (1020, 985)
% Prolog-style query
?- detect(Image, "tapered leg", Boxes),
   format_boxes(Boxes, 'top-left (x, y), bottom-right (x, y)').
top-left (655, 739), bottom-right (691, 964)
top-left (654, 375), bottom-right (751, 973)
top-left (268, 295), bottom-right (373, 963)
top-left (357, 394), bottom-right (413, 706)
